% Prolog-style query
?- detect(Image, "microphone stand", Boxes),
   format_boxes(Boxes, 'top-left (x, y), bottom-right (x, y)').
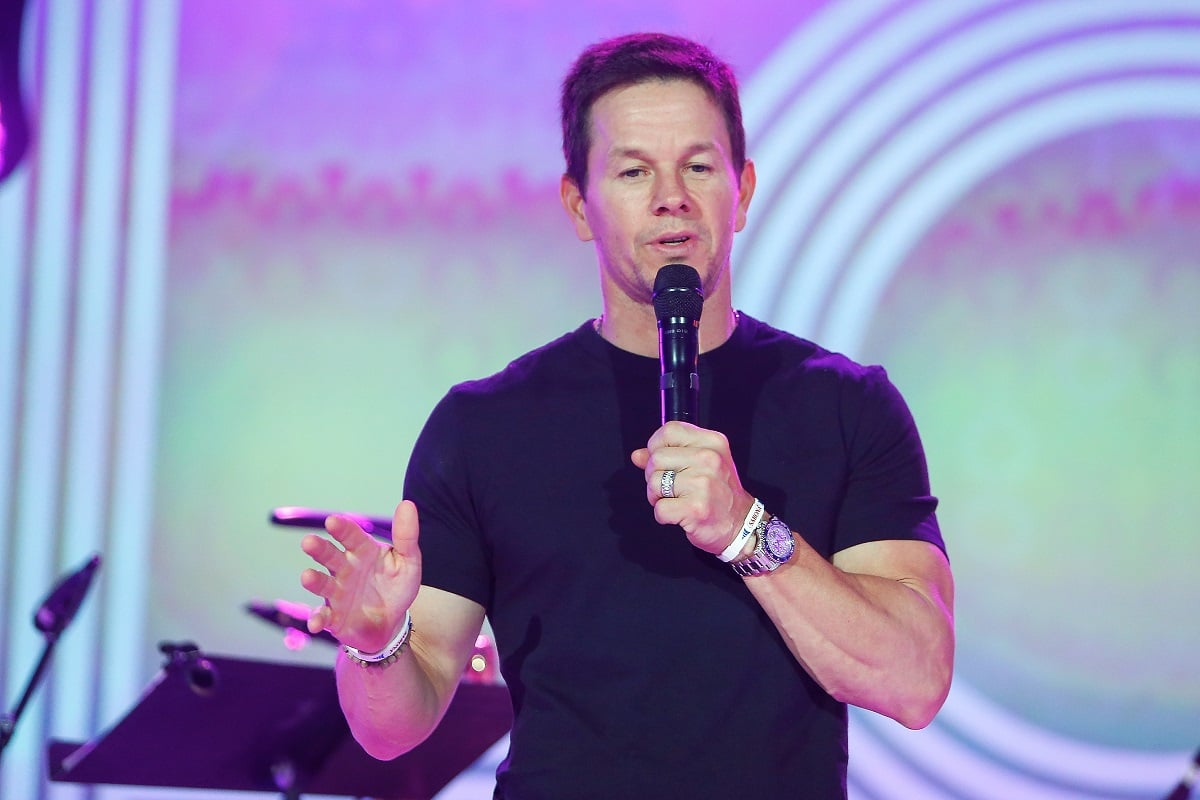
top-left (1165, 746), bottom-right (1200, 800)
top-left (0, 553), bottom-right (102, 765)
top-left (0, 628), bottom-right (67, 762)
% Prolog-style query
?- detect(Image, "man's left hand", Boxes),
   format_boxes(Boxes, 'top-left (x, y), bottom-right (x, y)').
top-left (631, 420), bottom-right (756, 555)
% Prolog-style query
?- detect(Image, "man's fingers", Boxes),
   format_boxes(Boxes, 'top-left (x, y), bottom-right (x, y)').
top-left (647, 421), bottom-right (730, 457)
top-left (390, 499), bottom-right (420, 557)
top-left (324, 513), bottom-right (369, 548)
top-left (300, 566), bottom-right (333, 597)
top-left (300, 533), bottom-right (347, 573)
top-left (306, 603), bottom-right (331, 634)
top-left (646, 419), bottom-right (704, 449)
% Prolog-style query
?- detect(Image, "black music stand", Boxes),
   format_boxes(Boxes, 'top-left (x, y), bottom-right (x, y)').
top-left (47, 647), bottom-right (511, 799)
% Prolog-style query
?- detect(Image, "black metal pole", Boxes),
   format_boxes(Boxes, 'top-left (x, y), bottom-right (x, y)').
top-left (1164, 746), bottom-right (1200, 800)
top-left (0, 632), bottom-right (61, 764)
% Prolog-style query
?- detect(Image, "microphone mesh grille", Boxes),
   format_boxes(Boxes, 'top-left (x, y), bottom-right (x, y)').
top-left (652, 264), bottom-right (703, 321)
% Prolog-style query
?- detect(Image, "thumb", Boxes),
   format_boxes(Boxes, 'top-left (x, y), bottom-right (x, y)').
top-left (391, 499), bottom-right (420, 558)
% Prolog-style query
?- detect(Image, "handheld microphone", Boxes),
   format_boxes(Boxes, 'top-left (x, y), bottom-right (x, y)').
top-left (653, 264), bottom-right (703, 424)
top-left (34, 554), bottom-right (101, 638)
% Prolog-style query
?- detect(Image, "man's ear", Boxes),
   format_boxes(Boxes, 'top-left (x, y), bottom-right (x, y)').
top-left (734, 158), bottom-right (756, 233)
top-left (560, 174), bottom-right (594, 242)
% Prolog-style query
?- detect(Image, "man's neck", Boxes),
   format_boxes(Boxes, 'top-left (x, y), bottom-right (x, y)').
top-left (595, 297), bottom-right (739, 358)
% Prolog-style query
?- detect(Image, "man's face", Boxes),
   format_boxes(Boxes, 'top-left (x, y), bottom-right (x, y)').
top-left (561, 79), bottom-right (754, 313)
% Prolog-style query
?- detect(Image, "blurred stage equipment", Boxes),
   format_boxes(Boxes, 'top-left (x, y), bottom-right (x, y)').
top-left (245, 598), bottom-right (501, 684)
top-left (245, 598), bottom-right (339, 648)
top-left (464, 634), bottom-right (500, 684)
top-left (1165, 746), bottom-right (1200, 800)
top-left (0, 0), bottom-right (30, 182)
top-left (271, 506), bottom-right (392, 538)
top-left (266, 506), bottom-right (503, 681)
top-left (0, 553), bottom-right (102, 764)
top-left (47, 643), bottom-right (512, 800)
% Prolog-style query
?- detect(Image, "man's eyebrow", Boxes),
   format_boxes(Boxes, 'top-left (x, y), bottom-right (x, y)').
top-left (607, 142), bottom-right (719, 162)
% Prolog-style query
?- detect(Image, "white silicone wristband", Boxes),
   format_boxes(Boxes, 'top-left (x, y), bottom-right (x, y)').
top-left (719, 499), bottom-right (764, 562)
top-left (344, 610), bottom-right (412, 665)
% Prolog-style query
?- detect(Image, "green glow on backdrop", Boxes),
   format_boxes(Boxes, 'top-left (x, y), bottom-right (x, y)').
top-left (863, 123), bottom-right (1200, 748)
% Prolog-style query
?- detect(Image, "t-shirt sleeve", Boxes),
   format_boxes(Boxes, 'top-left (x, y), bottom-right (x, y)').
top-left (834, 365), bottom-right (944, 556)
top-left (402, 390), bottom-right (494, 610)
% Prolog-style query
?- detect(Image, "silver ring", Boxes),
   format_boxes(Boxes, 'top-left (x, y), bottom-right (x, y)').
top-left (660, 469), bottom-right (676, 499)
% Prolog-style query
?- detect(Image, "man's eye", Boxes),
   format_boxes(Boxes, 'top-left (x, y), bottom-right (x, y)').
top-left (688, 164), bottom-right (712, 173)
top-left (620, 168), bottom-right (647, 178)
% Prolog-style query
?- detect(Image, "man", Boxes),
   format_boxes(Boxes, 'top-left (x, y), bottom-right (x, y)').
top-left (300, 32), bottom-right (954, 798)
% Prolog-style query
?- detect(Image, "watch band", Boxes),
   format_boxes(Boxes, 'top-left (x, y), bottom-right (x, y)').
top-left (731, 515), bottom-right (795, 577)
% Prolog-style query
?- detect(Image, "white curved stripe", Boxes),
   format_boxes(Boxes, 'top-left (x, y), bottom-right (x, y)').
top-left (822, 74), bottom-right (1200, 356)
top-left (738, 0), bottom-right (986, 315)
top-left (786, 27), bottom-right (1200, 348)
top-left (739, 0), bottom-right (894, 130)
top-left (749, 5), bottom-right (1199, 330)
top-left (933, 681), bottom-right (1192, 791)
top-left (736, 0), bottom-right (1200, 326)
top-left (734, 2), bottom-right (1200, 793)
top-left (847, 718), bottom-right (959, 799)
top-left (851, 707), bottom-right (1168, 799)
top-left (744, 0), bottom-right (986, 205)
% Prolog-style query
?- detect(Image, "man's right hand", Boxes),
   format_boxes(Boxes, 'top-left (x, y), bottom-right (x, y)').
top-left (300, 499), bottom-right (422, 654)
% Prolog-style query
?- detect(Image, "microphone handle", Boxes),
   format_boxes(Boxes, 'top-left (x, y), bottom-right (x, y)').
top-left (659, 317), bottom-right (699, 423)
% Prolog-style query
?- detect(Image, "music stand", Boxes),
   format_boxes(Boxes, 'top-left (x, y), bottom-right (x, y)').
top-left (47, 647), bottom-right (511, 799)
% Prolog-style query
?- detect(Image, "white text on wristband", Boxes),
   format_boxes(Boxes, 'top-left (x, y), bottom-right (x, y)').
top-left (344, 611), bottom-right (413, 668)
top-left (719, 499), bottom-right (764, 562)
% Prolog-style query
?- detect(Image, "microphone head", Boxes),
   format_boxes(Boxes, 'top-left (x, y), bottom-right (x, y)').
top-left (34, 554), bottom-right (101, 635)
top-left (653, 264), bottom-right (703, 322)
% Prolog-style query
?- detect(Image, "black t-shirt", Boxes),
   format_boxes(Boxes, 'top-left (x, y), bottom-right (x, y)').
top-left (404, 314), bottom-right (942, 799)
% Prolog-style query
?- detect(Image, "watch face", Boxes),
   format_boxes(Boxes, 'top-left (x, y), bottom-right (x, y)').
top-left (762, 518), bottom-right (795, 562)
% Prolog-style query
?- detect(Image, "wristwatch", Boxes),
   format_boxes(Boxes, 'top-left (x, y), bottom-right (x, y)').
top-left (731, 514), bottom-right (795, 577)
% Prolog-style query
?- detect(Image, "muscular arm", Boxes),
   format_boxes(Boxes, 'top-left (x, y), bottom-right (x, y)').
top-left (744, 536), bottom-right (954, 729)
top-left (335, 585), bottom-right (485, 759)
top-left (300, 501), bottom-right (486, 759)
top-left (635, 421), bottom-right (955, 730)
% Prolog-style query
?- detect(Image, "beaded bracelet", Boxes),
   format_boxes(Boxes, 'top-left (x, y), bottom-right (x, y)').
top-left (718, 498), bottom-right (764, 562)
top-left (344, 611), bottom-right (413, 668)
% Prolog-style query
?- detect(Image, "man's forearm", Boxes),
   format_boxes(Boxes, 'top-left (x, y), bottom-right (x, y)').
top-left (334, 634), bottom-right (458, 760)
top-left (747, 538), bottom-right (955, 729)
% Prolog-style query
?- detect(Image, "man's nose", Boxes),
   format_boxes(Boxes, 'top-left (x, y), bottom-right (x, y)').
top-left (653, 172), bottom-right (691, 214)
